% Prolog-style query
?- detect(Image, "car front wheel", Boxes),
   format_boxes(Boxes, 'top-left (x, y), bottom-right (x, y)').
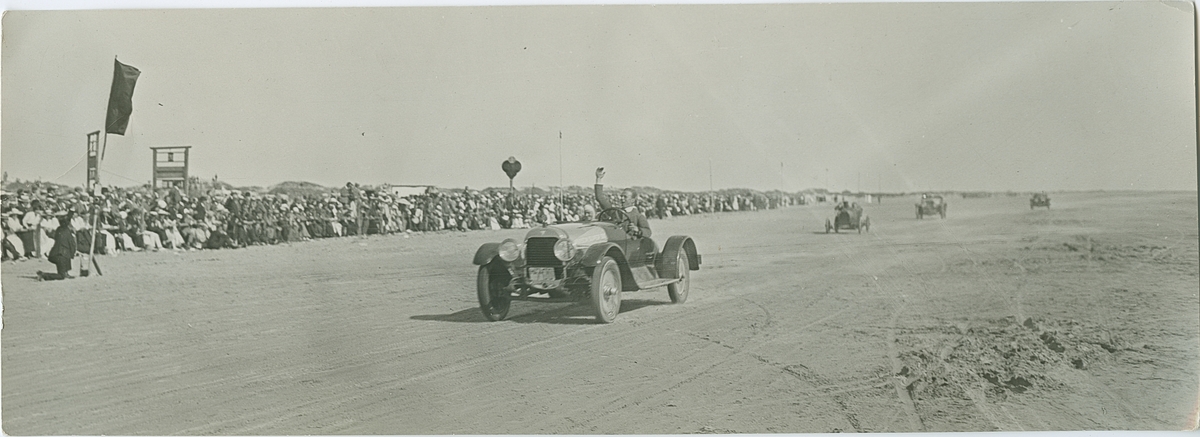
top-left (477, 265), bottom-right (511, 321)
top-left (591, 257), bottom-right (622, 323)
top-left (667, 250), bottom-right (689, 304)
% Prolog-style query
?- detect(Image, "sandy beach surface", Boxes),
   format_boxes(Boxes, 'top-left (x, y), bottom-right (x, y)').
top-left (3, 191), bottom-right (1197, 434)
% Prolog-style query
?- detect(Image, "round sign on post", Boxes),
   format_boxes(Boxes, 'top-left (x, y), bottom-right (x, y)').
top-left (502, 156), bottom-right (521, 180)
top-left (501, 157), bottom-right (521, 221)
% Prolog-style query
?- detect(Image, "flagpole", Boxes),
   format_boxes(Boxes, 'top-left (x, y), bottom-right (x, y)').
top-left (558, 131), bottom-right (562, 218)
top-left (85, 55), bottom-right (138, 276)
top-left (85, 57), bottom-right (118, 275)
top-left (84, 133), bottom-right (107, 277)
top-left (101, 128), bottom-right (108, 160)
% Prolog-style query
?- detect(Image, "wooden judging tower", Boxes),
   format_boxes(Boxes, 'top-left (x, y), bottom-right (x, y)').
top-left (150, 146), bottom-right (191, 191)
top-left (86, 131), bottom-right (101, 192)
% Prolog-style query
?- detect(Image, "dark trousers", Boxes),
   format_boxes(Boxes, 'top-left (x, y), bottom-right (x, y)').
top-left (3, 238), bottom-right (22, 260)
top-left (17, 230), bottom-right (37, 257)
top-left (41, 257), bottom-right (73, 280)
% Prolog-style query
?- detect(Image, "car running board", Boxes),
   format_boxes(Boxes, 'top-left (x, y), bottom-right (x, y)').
top-left (635, 277), bottom-right (682, 290)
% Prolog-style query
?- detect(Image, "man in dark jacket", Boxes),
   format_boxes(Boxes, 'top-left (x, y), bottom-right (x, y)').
top-left (594, 167), bottom-right (651, 238)
top-left (38, 211), bottom-right (77, 281)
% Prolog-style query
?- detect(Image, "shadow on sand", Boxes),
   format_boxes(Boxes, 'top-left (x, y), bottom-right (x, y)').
top-left (411, 298), bottom-right (671, 325)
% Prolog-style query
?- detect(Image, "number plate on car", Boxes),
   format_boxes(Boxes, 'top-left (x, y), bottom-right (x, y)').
top-left (528, 267), bottom-right (556, 283)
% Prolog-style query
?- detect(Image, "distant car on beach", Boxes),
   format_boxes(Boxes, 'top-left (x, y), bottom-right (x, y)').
top-left (1030, 192), bottom-right (1051, 209)
top-left (916, 194), bottom-right (947, 219)
top-left (826, 202), bottom-right (870, 234)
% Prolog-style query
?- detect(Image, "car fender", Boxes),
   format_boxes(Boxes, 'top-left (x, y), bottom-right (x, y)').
top-left (581, 243), bottom-right (639, 290)
top-left (581, 242), bottom-right (627, 268)
top-left (658, 235), bottom-right (701, 279)
top-left (473, 242), bottom-right (502, 266)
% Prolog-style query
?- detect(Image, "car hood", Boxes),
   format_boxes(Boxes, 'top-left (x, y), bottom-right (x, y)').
top-left (524, 222), bottom-right (614, 249)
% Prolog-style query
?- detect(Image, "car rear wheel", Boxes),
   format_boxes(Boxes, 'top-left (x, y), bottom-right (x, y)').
top-left (667, 250), bottom-right (689, 304)
top-left (477, 265), bottom-right (510, 321)
top-left (590, 257), bottom-right (621, 323)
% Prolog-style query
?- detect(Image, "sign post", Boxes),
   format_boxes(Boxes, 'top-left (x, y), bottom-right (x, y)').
top-left (502, 156), bottom-right (521, 222)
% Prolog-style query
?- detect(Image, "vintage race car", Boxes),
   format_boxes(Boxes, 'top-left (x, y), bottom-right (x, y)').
top-left (916, 195), bottom-right (947, 219)
top-left (825, 204), bottom-right (870, 233)
top-left (472, 207), bottom-right (701, 323)
top-left (1030, 193), bottom-right (1051, 209)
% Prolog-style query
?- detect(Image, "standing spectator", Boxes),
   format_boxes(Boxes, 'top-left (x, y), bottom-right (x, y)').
top-left (19, 202), bottom-right (42, 258)
top-left (347, 182), bottom-right (363, 236)
top-left (3, 209), bottom-right (26, 261)
top-left (224, 193), bottom-right (245, 248)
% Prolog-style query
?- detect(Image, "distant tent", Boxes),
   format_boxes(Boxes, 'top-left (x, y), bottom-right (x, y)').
top-left (387, 186), bottom-right (431, 198)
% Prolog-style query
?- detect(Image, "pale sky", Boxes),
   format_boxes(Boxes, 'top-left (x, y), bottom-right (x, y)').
top-left (1, 1), bottom-right (1196, 193)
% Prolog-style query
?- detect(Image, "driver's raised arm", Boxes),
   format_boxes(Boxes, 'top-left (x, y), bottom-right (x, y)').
top-left (595, 167), bottom-right (613, 210)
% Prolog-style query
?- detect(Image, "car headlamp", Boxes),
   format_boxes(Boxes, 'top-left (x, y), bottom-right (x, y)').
top-left (553, 239), bottom-right (574, 262)
top-left (498, 240), bottom-right (520, 262)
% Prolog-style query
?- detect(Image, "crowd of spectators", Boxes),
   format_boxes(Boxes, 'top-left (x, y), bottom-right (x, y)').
top-left (2, 181), bottom-right (803, 263)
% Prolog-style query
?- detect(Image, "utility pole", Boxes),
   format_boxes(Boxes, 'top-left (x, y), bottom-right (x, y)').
top-left (780, 162), bottom-right (784, 208)
top-left (709, 158), bottom-right (714, 214)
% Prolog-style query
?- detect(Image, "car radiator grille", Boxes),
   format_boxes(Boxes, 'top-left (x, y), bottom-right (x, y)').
top-left (525, 237), bottom-right (563, 267)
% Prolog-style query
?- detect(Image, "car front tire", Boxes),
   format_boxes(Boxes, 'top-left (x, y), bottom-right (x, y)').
top-left (591, 257), bottom-right (622, 323)
top-left (477, 265), bottom-right (511, 321)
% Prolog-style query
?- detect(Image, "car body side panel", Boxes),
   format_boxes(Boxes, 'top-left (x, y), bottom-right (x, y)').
top-left (629, 237), bottom-right (657, 268)
top-left (627, 265), bottom-right (659, 290)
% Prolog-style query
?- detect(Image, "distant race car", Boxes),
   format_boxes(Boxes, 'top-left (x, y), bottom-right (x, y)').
top-left (916, 195), bottom-right (947, 219)
top-left (826, 203), bottom-right (870, 234)
top-left (1030, 193), bottom-right (1051, 210)
top-left (472, 207), bottom-right (701, 323)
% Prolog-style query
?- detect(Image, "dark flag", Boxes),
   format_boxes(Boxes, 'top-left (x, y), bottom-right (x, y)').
top-left (105, 59), bottom-right (141, 136)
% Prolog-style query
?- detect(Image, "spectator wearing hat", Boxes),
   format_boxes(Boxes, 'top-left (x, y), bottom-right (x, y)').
top-left (3, 209), bottom-right (27, 261)
top-left (141, 211), bottom-right (165, 251)
top-left (38, 211), bottom-right (77, 280)
top-left (346, 182), bottom-right (363, 236)
top-left (36, 204), bottom-right (62, 258)
top-left (70, 204), bottom-right (98, 255)
top-left (224, 193), bottom-right (245, 248)
top-left (19, 202), bottom-right (42, 258)
top-left (162, 212), bottom-right (185, 249)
